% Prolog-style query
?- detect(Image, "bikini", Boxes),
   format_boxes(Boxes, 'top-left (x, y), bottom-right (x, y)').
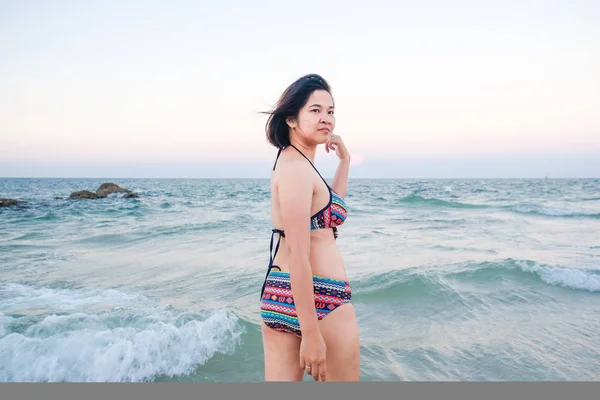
top-left (259, 144), bottom-right (351, 337)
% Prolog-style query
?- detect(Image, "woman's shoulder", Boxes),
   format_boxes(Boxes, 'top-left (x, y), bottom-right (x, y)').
top-left (272, 152), bottom-right (315, 192)
top-left (274, 150), bottom-right (312, 176)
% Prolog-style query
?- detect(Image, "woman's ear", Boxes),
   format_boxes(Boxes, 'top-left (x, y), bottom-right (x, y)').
top-left (285, 116), bottom-right (296, 129)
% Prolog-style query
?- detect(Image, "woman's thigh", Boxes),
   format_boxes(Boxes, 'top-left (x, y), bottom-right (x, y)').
top-left (318, 303), bottom-right (360, 381)
top-left (261, 321), bottom-right (305, 381)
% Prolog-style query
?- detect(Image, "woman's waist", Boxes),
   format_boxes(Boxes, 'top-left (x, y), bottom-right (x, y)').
top-left (272, 252), bottom-right (347, 282)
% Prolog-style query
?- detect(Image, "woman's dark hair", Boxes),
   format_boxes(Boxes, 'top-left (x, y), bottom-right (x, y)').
top-left (263, 74), bottom-right (332, 149)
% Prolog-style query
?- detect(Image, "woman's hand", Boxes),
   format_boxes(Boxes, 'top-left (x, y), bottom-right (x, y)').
top-left (299, 330), bottom-right (327, 381)
top-left (325, 134), bottom-right (351, 161)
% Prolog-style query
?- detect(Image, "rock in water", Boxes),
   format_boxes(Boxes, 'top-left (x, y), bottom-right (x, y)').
top-left (96, 182), bottom-right (132, 198)
top-left (69, 190), bottom-right (101, 199)
top-left (68, 183), bottom-right (139, 199)
top-left (0, 198), bottom-right (20, 207)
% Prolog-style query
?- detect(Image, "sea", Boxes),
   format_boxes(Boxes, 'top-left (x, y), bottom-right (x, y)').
top-left (1, 177), bottom-right (599, 382)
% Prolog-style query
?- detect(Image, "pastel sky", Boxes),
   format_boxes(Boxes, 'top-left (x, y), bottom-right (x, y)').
top-left (1, 0), bottom-right (599, 178)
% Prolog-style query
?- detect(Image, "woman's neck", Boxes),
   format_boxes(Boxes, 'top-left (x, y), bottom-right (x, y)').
top-left (289, 139), bottom-right (316, 163)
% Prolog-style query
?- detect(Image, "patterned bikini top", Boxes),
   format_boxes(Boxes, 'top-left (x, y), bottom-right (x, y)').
top-left (272, 144), bottom-right (348, 238)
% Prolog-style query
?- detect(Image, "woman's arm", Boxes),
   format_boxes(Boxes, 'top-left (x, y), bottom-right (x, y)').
top-left (330, 158), bottom-right (350, 199)
top-left (277, 159), bottom-right (320, 334)
top-left (326, 134), bottom-right (351, 199)
top-left (277, 158), bottom-right (328, 380)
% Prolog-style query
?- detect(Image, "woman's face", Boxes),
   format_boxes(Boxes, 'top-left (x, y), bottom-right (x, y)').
top-left (289, 89), bottom-right (335, 146)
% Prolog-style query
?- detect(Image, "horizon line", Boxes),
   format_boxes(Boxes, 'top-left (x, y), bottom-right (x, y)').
top-left (2, 176), bottom-right (598, 180)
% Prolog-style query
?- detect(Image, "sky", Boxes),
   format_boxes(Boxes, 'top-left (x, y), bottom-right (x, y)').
top-left (1, 0), bottom-right (599, 178)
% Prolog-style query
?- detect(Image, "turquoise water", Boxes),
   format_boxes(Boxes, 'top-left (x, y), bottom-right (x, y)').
top-left (1, 178), bottom-right (599, 382)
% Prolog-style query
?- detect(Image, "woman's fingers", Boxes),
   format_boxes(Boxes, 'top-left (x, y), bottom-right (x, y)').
top-left (306, 359), bottom-right (327, 381)
top-left (319, 362), bottom-right (327, 381)
top-left (310, 363), bottom-right (319, 380)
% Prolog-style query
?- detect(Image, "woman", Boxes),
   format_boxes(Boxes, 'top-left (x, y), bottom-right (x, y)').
top-left (258, 74), bottom-right (360, 382)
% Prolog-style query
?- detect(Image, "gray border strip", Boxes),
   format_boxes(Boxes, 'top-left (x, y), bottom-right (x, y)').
top-left (2, 382), bottom-right (599, 400)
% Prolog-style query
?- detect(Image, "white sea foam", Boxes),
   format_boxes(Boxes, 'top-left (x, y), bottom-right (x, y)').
top-left (515, 261), bottom-right (600, 293)
top-left (0, 283), bottom-right (245, 382)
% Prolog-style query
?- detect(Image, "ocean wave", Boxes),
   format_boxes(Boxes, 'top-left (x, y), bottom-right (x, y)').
top-left (444, 259), bottom-right (600, 293)
top-left (507, 205), bottom-right (600, 219)
top-left (392, 195), bottom-right (600, 219)
top-left (353, 259), bottom-right (600, 302)
top-left (513, 260), bottom-right (600, 292)
top-left (0, 283), bottom-right (245, 382)
top-left (395, 195), bottom-right (488, 209)
top-left (352, 267), bottom-right (458, 300)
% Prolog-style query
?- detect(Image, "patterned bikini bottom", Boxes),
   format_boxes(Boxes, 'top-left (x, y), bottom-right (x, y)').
top-left (260, 269), bottom-right (352, 338)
